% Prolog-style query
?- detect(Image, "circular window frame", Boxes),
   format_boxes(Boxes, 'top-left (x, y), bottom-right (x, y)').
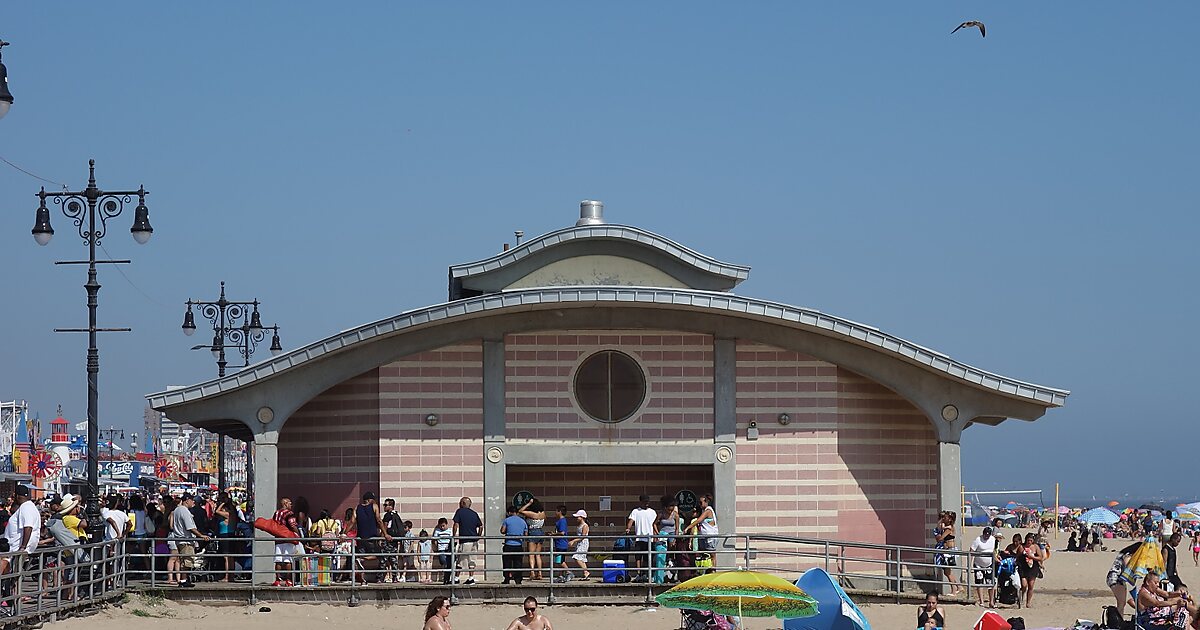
top-left (569, 348), bottom-right (651, 424)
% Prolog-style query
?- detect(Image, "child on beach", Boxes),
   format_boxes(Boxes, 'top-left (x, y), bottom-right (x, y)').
top-left (568, 509), bottom-right (591, 581)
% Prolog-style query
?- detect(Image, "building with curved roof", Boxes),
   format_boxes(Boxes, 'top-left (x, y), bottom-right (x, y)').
top-left (147, 200), bottom-right (1067, 582)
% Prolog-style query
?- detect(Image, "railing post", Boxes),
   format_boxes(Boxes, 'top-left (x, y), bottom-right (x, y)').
top-left (823, 541), bottom-right (830, 572)
top-left (347, 539), bottom-right (359, 606)
top-left (743, 535), bottom-right (751, 570)
top-left (894, 546), bottom-right (902, 603)
top-left (449, 537), bottom-right (458, 605)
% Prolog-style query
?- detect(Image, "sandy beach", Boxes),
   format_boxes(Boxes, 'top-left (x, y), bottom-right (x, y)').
top-left (49, 527), bottom-right (1200, 630)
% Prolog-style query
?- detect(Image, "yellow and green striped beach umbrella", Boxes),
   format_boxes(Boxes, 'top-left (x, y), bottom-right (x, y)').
top-left (656, 569), bottom-right (819, 620)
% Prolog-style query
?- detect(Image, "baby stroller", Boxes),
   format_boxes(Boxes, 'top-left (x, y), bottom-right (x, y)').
top-left (679, 609), bottom-right (736, 630)
top-left (996, 555), bottom-right (1021, 607)
top-left (190, 539), bottom-right (219, 582)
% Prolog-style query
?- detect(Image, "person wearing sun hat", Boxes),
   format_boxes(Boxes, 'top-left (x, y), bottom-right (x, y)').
top-left (568, 509), bottom-right (591, 580)
top-left (45, 494), bottom-right (82, 595)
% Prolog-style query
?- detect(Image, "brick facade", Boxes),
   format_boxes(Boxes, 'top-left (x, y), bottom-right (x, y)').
top-left (276, 335), bottom-right (939, 557)
top-left (505, 331), bottom-right (713, 442)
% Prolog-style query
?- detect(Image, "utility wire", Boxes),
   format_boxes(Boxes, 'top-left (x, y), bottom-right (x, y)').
top-left (0, 154), bottom-right (70, 191)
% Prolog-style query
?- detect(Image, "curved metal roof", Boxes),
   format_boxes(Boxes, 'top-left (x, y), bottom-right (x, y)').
top-left (147, 286), bottom-right (1069, 409)
top-left (449, 224), bottom-right (751, 283)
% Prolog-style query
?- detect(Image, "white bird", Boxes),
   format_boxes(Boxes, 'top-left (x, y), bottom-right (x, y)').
top-left (951, 21), bottom-right (986, 38)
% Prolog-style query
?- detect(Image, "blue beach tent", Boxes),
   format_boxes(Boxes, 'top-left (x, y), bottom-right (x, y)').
top-left (784, 568), bottom-right (871, 630)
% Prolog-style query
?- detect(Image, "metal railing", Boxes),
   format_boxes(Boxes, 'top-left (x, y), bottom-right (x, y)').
top-left (117, 530), bottom-right (991, 604)
top-left (0, 538), bottom-right (126, 627)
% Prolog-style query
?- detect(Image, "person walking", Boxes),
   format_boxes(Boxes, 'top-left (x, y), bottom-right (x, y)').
top-left (568, 509), bottom-right (591, 581)
top-left (271, 497), bottom-right (299, 586)
top-left (170, 494), bottom-right (209, 587)
top-left (348, 491), bottom-right (391, 583)
top-left (626, 494), bottom-right (657, 582)
top-left (1019, 532), bottom-right (1045, 607)
top-left (452, 496), bottom-right (482, 585)
top-left (969, 526), bottom-right (998, 607)
top-left (501, 504), bottom-right (528, 584)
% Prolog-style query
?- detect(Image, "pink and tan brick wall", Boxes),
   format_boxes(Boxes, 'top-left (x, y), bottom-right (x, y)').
top-left (278, 368), bottom-right (381, 517)
top-left (733, 341), bottom-right (937, 571)
top-left (505, 331), bottom-right (713, 442)
top-left (379, 342), bottom-right (485, 529)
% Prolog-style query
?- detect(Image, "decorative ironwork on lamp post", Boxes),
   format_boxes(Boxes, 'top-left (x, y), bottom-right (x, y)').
top-left (181, 282), bottom-right (281, 492)
top-left (31, 159), bottom-right (154, 541)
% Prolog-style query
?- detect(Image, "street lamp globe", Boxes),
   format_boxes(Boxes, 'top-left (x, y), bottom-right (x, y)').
top-left (130, 190), bottom-right (153, 244)
top-left (31, 193), bottom-right (54, 246)
top-left (181, 306), bottom-right (197, 336)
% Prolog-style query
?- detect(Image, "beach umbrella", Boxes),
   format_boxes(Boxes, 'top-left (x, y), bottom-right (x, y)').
top-left (1108, 501), bottom-right (1120, 507)
top-left (1119, 538), bottom-right (1165, 584)
top-left (784, 568), bottom-right (870, 630)
top-left (1139, 504), bottom-right (1167, 513)
top-left (1079, 507), bottom-right (1120, 525)
top-left (1057, 505), bottom-right (1070, 514)
top-left (657, 569), bottom-right (819, 626)
top-left (1174, 510), bottom-right (1200, 522)
top-left (1179, 502), bottom-right (1200, 514)
top-left (1004, 501), bottom-right (1020, 510)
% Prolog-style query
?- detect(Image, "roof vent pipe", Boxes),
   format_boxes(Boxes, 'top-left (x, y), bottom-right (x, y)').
top-left (576, 200), bottom-right (605, 226)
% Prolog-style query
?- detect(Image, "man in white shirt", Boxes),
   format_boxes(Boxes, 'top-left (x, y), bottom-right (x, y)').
top-left (624, 494), bottom-right (657, 582)
top-left (1, 485), bottom-right (42, 590)
top-left (969, 526), bottom-right (998, 607)
top-left (101, 495), bottom-right (130, 541)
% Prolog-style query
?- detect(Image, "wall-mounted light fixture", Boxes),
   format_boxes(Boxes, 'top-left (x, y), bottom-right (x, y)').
top-left (424, 413), bottom-right (440, 427)
top-left (747, 420), bottom-right (759, 441)
top-left (777, 413), bottom-right (791, 426)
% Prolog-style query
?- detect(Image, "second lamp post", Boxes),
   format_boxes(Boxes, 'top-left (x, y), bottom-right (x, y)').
top-left (181, 281), bottom-right (281, 492)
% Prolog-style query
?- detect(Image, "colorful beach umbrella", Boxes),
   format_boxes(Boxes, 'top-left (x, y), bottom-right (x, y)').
top-left (1107, 501), bottom-right (1120, 507)
top-left (656, 569), bottom-right (819, 624)
top-left (1119, 538), bottom-right (1165, 584)
top-left (1057, 505), bottom-right (1071, 514)
top-left (1079, 507), bottom-right (1120, 525)
top-left (1174, 510), bottom-right (1200, 522)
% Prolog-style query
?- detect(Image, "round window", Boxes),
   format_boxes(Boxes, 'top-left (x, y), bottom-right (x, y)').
top-left (573, 350), bottom-right (647, 423)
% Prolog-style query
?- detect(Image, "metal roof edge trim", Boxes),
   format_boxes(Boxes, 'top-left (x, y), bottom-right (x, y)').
top-left (145, 287), bottom-right (1069, 409)
top-left (447, 225), bottom-right (751, 281)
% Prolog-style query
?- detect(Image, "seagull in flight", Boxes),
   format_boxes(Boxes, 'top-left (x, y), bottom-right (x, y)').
top-left (951, 21), bottom-right (986, 38)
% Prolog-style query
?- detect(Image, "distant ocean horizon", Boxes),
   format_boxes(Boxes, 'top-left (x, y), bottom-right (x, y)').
top-left (962, 489), bottom-right (1196, 510)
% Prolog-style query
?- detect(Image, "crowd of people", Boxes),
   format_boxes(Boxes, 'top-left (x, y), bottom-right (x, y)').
top-left (0, 484), bottom-right (728, 605)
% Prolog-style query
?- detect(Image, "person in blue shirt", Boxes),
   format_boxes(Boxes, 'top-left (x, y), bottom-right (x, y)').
top-left (501, 505), bottom-right (528, 584)
top-left (552, 505), bottom-right (571, 582)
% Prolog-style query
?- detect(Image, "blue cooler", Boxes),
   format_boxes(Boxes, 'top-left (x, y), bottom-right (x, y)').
top-left (603, 559), bottom-right (626, 583)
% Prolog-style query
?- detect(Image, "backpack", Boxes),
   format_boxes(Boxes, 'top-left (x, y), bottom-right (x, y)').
top-left (1008, 617), bottom-right (1026, 630)
top-left (1102, 606), bottom-right (1129, 630)
top-left (998, 582), bottom-right (1020, 605)
top-left (318, 519), bottom-right (339, 552)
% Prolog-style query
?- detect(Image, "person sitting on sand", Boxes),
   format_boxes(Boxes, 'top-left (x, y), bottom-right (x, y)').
top-left (505, 596), bottom-right (554, 630)
top-left (1067, 532), bottom-right (1079, 552)
top-left (917, 591), bottom-right (944, 630)
top-left (1134, 572), bottom-right (1198, 630)
top-left (424, 596), bottom-right (452, 630)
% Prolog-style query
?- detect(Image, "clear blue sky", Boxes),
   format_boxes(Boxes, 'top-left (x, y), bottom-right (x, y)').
top-left (1, 3), bottom-right (1195, 500)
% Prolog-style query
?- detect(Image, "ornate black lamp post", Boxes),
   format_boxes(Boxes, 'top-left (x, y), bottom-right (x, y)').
top-left (181, 282), bottom-right (281, 491)
top-left (99, 426), bottom-right (124, 479)
top-left (31, 159), bottom-right (154, 541)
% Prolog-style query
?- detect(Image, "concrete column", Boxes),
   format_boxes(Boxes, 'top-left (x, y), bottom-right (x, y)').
top-left (482, 453), bottom-right (507, 578)
top-left (483, 339), bottom-right (506, 441)
top-left (483, 336), bottom-right (507, 578)
top-left (251, 433), bottom-right (279, 585)
top-left (938, 441), bottom-right (962, 539)
top-left (713, 338), bottom-right (736, 443)
top-left (713, 448), bottom-right (738, 568)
